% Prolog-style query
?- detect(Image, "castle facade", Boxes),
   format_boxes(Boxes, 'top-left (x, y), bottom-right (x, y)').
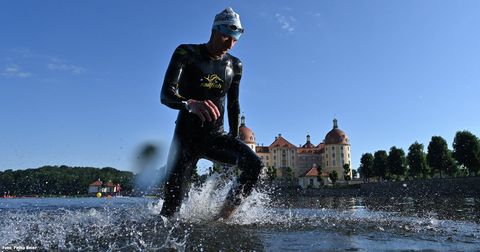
top-left (239, 116), bottom-right (352, 181)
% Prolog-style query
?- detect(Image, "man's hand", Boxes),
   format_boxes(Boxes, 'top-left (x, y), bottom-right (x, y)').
top-left (187, 99), bottom-right (220, 122)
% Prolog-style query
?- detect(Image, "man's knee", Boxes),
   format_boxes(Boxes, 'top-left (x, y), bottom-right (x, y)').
top-left (240, 154), bottom-right (262, 179)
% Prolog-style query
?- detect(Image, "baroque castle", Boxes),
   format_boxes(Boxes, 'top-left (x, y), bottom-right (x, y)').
top-left (238, 116), bottom-right (352, 185)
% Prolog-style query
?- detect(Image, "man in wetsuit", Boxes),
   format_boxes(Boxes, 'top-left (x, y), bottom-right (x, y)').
top-left (160, 7), bottom-right (262, 219)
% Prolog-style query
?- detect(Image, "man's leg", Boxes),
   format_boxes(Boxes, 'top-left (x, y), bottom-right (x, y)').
top-left (160, 134), bottom-right (199, 217)
top-left (204, 135), bottom-right (263, 217)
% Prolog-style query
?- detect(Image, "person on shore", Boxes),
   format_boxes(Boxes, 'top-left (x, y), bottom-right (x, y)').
top-left (160, 7), bottom-right (262, 219)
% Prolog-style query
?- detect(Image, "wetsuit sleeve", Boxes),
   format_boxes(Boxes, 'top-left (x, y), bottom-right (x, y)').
top-left (227, 59), bottom-right (242, 138)
top-left (160, 45), bottom-right (189, 110)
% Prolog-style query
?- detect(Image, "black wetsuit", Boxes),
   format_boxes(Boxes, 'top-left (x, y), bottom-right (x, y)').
top-left (160, 44), bottom-right (262, 217)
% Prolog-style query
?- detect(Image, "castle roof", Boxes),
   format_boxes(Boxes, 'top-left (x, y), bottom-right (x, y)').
top-left (299, 166), bottom-right (329, 177)
top-left (89, 180), bottom-right (102, 186)
top-left (255, 146), bottom-right (270, 153)
top-left (239, 125), bottom-right (255, 144)
top-left (297, 148), bottom-right (323, 154)
top-left (324, 118), bottom-right (349, 145)
top-left (239, 115), bottom-right (256, 144)
top-left (301, 142), bottom-right (315, 148)
top-left (269, 134), bottom-right (296, 149)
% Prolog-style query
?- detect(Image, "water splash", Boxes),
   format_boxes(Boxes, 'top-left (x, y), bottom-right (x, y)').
top-left (1, 178), bottom-right (479, 251)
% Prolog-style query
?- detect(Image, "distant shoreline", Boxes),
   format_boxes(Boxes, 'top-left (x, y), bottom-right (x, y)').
top-left (3, 177), bottom-right (479, 199)
top-left (297, 176), bottom-right (480, 198)
top-left (0, 194), bottom-right (130, 199)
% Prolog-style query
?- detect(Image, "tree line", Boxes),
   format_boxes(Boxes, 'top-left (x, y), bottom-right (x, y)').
top-left (0, 165), bottom-right (134, 196)
top-left (358, 130), bottom-right (480, 181)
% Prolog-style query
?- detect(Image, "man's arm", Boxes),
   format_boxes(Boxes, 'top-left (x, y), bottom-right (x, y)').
top-left (160, 45), bottom-right (221, 122)
top-left (160, 45), bottom-right (189, 110)
top-left (227, 60), bottom-right (242, 138)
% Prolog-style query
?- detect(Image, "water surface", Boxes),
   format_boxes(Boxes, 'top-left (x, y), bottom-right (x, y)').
top-left (1, 178), bottom-right (479, 251)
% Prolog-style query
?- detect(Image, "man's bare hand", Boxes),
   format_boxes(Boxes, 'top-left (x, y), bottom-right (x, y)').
top-left (187, 99), bottom-right (220, 122)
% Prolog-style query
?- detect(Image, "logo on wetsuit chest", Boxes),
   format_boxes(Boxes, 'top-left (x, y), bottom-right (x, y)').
top-left (200, 74), bottom-right (224, 89)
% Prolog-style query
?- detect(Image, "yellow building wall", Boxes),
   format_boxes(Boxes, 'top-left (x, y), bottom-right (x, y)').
top-left (323, 144), bottom-right (352, 180)
top-left (271, 146), bottom-right (297, 177)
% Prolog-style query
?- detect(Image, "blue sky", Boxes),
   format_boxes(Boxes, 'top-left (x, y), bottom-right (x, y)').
top-left (1, 0), bottom-right (479, 173)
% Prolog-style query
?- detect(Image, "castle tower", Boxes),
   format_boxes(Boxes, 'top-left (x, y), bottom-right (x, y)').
top-left (322, 118), bottom-right (352, 180)
top-left (238, 115), bottom-right (256, 152)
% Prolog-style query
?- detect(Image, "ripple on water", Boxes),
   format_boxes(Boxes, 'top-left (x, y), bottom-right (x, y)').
top-left (1, 176), bottom-right (479, 251)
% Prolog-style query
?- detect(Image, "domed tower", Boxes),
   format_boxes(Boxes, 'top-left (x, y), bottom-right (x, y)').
top-left (238, 115), bottom-right (256, 151)
top-left (322, 118), bottom-right (352, 180)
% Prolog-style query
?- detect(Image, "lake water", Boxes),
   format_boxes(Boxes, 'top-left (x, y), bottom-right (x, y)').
top-left (1, 176), bottom-right (479, 251)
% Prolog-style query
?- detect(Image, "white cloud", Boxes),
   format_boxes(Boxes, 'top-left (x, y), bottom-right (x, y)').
top-left (0, 64), bottom-right (32, 78)
top-left (47, 63), bottom-right (85, 74)
top-left (2, 48), bottom-right (87, 78)
top-left (275, 13), bottom-right (296, 33)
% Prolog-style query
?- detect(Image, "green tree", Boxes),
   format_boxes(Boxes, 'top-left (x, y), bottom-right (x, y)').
top-left (316, 164), bottom-right (323, 183)
top-left (407, 141), bottom-right (429, 179)
top-left (359, 153), bottom-right (374, 181)
top-left (387, 146), bottom-right (407, 180)
top-left (343, 163), bottom-right (351, 182)
top-left (373, 150), bottom-right (388, 180)
top-left (0, 170), bottom-right (15, 196)
top-left (329, 170), bottom-right (338, 185)
top-left (427, 136), bottom-right (451, 178)
top-left (267, 166), bottom-right (277, 181)
top-left (445, 150), bottom-right (459, 177)
top-left (285, 167), bottom-right (294, 184)
top-left (352, 169), bottom-right (358, 179)
top-left (0, 166), bottom-right (134, 196)
top-left (453, 130), bottom-right (480, 176)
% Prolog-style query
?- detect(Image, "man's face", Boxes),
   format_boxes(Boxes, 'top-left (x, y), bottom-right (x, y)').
top-left (211, 31), bottom-right (238, 56)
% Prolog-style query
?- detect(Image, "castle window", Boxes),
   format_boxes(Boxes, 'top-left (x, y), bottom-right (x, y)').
top-left (333, 160), bottom-right (336, 166)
